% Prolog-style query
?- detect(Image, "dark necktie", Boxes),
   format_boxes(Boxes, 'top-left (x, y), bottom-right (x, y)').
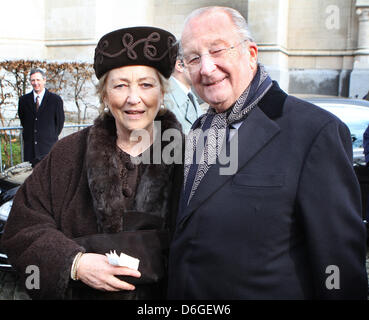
top-left (187, 92), bottom-right (196, 107)
top-left (35, 95), bottom-right (40, 112)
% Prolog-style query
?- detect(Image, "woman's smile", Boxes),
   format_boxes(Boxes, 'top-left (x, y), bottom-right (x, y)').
top-left (124, 109), bottom-right (146, 119)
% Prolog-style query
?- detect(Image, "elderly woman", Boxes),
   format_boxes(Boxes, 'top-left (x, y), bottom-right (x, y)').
top-left (2, 26), bottom-right (183, 300)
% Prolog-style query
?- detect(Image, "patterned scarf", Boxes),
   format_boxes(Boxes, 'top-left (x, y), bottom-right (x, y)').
top-left (182, 64), bottom-right (273, 206)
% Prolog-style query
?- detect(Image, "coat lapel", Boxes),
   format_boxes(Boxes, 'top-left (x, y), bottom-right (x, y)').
top-left (38, 89), bottom-right (49, 112)
top-left (185, 96), bottom-right (199, 123)
top-left (169, 79), bottom-right (187, 113)
top-left (169, 78), bottom-right (199, 123)
top-left (25, 89), bottom-right (49, 114)
top-left (178, 106), bottom-right (281, 225)
top-left (25, 91), bottom-right (36, 115)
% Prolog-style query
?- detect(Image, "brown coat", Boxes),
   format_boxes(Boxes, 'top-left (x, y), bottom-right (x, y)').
top-left (2, 110), bottom-right (183, 299)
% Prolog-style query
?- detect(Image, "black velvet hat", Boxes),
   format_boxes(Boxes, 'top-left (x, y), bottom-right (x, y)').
top-left (94, 26), bottom-right (178, 79)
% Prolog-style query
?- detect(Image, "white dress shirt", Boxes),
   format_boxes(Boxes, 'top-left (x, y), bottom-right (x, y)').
top-left (33, 89), bottom-right (46, 105)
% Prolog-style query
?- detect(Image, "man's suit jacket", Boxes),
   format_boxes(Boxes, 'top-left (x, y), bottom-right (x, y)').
top-left (164, 77), bottom-right (203, 134)
top-left (18, 89), bottom-right (65, 163)
top-left (168, 82), bottom-right (368, 299)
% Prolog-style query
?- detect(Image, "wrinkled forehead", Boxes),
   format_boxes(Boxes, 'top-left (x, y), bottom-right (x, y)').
top-left (181, 11), bottom-right (240, 54)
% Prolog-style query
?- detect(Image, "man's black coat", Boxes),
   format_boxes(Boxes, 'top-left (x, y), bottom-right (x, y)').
top-left (18, 89), bottom-right (65, 164)
top-left (168, 82), bottom-right (368, 299)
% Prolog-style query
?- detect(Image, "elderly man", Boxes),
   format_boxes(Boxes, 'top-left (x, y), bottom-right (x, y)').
top-left (168, 6), bottom-right (368, 299)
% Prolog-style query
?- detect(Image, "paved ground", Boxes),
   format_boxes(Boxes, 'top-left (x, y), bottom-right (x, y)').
top-left (1, 251), bottom-right (369, 300)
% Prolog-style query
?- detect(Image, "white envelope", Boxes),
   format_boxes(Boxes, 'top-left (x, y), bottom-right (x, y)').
top-left (105, 250), bottom-right (140, 270)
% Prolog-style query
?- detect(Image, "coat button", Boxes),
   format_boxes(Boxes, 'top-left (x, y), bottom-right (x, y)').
top-left (35, 141), bottom-right (38, 144)
top-left (122, 187), bottom-right (133, 197)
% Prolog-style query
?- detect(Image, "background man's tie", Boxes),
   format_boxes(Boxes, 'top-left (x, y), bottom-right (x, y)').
top-left (35, 95), bottom-right (40, 112)
top-left (187, 92), bottom-right (196, 107)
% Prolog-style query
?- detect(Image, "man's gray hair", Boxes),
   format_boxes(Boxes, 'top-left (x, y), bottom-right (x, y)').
top-left (30, 68), bottom-right (46, 79)
top-left (182, 6), bottom-right (254, 42)
top-left (174, 40), bottom-right (184, 62)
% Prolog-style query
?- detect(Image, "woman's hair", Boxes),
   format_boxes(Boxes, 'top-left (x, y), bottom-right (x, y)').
top-left (96, 69), bottom-right (169, 119)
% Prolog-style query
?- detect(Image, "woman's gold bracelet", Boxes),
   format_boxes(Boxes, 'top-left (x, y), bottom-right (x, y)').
top-left (70, 252), bottom-right (83, 281)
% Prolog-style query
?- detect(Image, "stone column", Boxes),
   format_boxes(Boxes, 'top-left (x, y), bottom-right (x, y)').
top-left (349, 0), bottom-right (369, 98)
top-left (248, 0), bottom-right (289, 92)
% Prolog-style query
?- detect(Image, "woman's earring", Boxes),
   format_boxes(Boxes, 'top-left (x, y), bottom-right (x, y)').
top-left (104, 105), bottom-right (109, 113)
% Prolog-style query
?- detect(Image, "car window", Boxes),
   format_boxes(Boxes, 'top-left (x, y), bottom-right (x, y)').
top-left (312, 103), bottom-right (369, 149)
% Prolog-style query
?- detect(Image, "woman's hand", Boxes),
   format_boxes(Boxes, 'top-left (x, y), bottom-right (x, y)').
top-left (76, 253), bottom-right (141, 291)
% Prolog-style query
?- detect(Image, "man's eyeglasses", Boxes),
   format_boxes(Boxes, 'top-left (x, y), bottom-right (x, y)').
top-left (183, 40), bottom-right (247, 73)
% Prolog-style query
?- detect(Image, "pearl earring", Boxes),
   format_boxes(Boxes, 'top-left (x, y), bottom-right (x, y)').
top-left (104, 106), bottom-right (109, 113)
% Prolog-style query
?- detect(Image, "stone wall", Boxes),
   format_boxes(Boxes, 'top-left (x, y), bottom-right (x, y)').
top-left (1, 0), bottom-right (368, 100)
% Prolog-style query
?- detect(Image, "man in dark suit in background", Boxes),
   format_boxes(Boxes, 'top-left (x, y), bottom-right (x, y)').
top-left (18, 68), bottom-right (65, 167)
top-left (168, 6), bottom-right (368, 299)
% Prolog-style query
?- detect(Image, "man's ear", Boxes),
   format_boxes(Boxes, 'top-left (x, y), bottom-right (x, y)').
top-left (175, 59), bottom-right (185, 73)
top-left (248, 42), bottom-right (258, 70)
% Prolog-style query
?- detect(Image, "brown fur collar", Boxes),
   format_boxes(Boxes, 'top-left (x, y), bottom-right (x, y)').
top-left (85, 110), bottom-right (183, 233)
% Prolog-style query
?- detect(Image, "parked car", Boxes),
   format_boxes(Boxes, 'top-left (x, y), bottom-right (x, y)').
top-left (300, 96), bottom-right (369, 166)
top-left (0, 162), bottom-right (32, 272)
